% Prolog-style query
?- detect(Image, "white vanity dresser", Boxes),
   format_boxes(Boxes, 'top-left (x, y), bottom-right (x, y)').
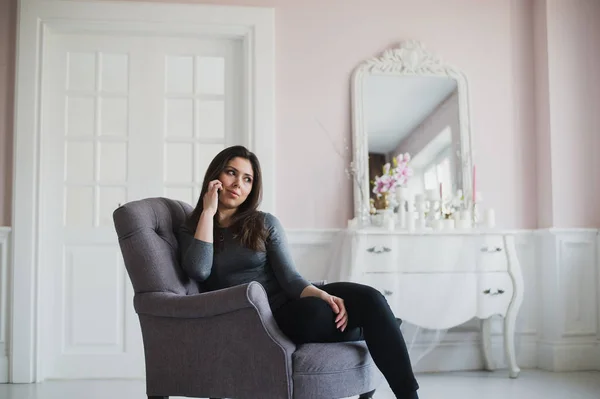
top-left (341, 40), bottom-right (525, 378)
top-left (345, 229), bottom-right (523, 378)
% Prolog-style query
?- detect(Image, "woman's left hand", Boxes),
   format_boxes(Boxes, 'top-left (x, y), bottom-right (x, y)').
top-left (323, 294), bottom-right (348, 332)
top-left (300, 286), bottom-right (348, 332)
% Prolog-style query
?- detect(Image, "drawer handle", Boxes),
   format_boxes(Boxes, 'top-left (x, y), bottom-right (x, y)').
top-left (483, 288), bottom-right (505, 296)
top-left (367, 246), bottom-right (391, 254)
top-left (481, 246), bottom-right (502, 253)
top-left (383, 290), bottom-right (393, 296)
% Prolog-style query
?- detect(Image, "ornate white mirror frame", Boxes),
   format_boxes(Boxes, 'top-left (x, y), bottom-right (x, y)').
top-left (351, 40), bottom-right (474, 224)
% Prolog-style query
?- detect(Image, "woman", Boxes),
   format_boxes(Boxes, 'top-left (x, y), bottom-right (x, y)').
top-left (178, 146), bottom-right (419, 399)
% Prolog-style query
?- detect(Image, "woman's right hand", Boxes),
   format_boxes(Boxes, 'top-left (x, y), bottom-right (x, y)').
top-left (203, 179), bottom-right (222, 216)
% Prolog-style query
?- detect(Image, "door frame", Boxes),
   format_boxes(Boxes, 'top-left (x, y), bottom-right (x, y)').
top-left (11, 0), bottom-right (275, 383)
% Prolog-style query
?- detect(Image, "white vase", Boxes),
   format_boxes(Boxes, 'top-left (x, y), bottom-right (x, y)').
top-left (407, 212), bottom-right (416, 232)
top-left (442, 219), bottom-right (455, 230)
top-left (460, 210), bottom-right (471, 221)
top-left (456, 219), bottom-right (472, 229)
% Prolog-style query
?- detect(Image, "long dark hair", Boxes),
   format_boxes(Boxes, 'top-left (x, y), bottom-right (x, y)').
top-left (185, 145), bottom-right (267, 251)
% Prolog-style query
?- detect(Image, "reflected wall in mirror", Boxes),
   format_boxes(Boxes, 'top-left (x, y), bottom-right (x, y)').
top-left (351, 40), bottom-right (473, 223)
top-left (365, 75), bottom-right (460, 201)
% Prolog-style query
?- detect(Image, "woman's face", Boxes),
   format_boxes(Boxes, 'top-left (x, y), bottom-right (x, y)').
top-left (217, 157), bottom-right (254, 209)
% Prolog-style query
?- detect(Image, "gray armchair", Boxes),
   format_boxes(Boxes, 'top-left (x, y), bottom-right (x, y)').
top-left (113, 197), bottom-right (382, 399)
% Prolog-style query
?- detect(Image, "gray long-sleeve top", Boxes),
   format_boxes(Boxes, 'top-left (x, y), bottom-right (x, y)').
top-left (178, 212), bottom-right (311, 310)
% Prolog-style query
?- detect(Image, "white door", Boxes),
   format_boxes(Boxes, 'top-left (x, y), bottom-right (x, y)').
top-left (40, 30), bottom-right (243, 379)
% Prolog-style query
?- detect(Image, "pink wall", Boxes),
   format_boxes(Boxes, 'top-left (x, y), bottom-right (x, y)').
top-left (273, 0), bottom-right (533, 229)
top-left (0, 0), bottom-right (16, 227)
top-left (534, 0), bottom-right (600, 228)
top-left (510, 0), bottom-right (538, 230)
top-left (546, 0), bottom-right (597, 227)
top-left (533, 0), bottom-right (553, 228)
top-left (2, 0), bottom-right (596, 229)
top-left (593, 1), bottom-right (600, 227)
top-left (203, 0), bottom-right (533, 229)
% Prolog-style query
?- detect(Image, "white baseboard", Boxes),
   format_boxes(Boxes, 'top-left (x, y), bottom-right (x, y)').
top-left (538, 340), bottom-right (600, 371)
top-left (409, 333), bottom-right (539, 373)
top-left (0, 227), bottom-right (11, 383)
top-left (0, 343), bottom-right (8, 383)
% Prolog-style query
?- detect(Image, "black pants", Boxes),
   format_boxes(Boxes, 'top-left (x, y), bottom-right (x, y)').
top-left (273, 282), bottom-right (419, 399)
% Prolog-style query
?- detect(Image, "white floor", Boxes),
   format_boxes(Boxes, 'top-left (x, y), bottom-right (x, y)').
top-left (1, 370), bottom-right (599, 399)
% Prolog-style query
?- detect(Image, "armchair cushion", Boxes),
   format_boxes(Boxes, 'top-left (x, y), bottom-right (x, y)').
top-left (293, 342), bottom-right (373, 375)
top-left (292, 342), bottom-right (381, 399)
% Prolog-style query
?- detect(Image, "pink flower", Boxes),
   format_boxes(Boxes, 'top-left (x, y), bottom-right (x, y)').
top-left (396, 153), bottom-right (411, 163)
top-left (382, 163), bottom-right (391, 175)
top-left (373, 173), bottom-right (395, 197)
top-left (372, 153), bottom-right (414, 196)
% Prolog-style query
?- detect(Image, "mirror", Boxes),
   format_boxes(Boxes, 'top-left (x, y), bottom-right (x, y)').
top-left (351, 40), bottom-right (473, 222)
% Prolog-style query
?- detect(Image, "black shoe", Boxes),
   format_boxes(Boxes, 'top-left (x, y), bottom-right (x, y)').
top-left (358, 389), bottom-right (376, 398)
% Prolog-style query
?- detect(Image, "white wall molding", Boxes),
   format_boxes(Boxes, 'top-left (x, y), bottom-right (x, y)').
top-left (4, 224), bottom-right (597, 377)
top-left (597, 231), bottom-right (600, 345)
top-left (288, 227), bottom-right (600, 373)
top-left (287, 229), bottom-right (341, 246)
top-left (535, 229), bottom-right (599, 371)
top-left (0, 227), bottom-right (11, 383)
top-left (538, 340), bottom-right (600, 372)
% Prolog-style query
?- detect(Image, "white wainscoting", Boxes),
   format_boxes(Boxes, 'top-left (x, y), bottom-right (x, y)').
top-left (535, 229), bottom-right (600, 372)
top-left (0, 227), bottom-right (597, 380)
top-left (287, 228), bottom-right (600, 373)
top-left (0, 227), bottom-right (11, 383)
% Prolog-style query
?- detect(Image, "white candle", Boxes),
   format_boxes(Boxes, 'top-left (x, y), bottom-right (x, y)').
top-left (407, 212), bottom-right (416, 232)
top-left (398, 200), bottom-right (406, 228)
top-left (386, 216), bottom-right (395, 231)
top-left (460, 210), bottom-right (471, 221)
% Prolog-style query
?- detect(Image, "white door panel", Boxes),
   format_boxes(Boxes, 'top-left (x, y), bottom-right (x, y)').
top-left (41, 33), bottom-right (147, 379)
top-left (41, 31), bottom-right (243, 379)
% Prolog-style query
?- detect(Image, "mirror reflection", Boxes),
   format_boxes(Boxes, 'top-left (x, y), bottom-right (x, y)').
top-left (364, 75), bottom-right (462, 206)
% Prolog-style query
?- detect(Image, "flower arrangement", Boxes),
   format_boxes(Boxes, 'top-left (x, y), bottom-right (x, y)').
top-left (440, 189), bottom-right (464, 219)
top-left (372, 153), bottom-right (413, 198)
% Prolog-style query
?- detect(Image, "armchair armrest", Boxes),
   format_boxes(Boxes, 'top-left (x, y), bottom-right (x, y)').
top-left (136, 282), bottom-right (302, 398)
top-left (134, 282), bottom-right (263, 319)
top-left (134, 281), bottom-right (295, 354)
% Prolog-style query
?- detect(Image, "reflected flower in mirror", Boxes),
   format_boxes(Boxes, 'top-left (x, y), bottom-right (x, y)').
top-left (372, 153), bottom-right (414, 198)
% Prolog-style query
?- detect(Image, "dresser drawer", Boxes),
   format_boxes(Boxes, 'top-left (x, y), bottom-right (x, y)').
top-left (361, 272), bottom-right (477, 329)
top-left (476, 272), bottom-right (513, 318)
top-left (354, 236), bottom-right (397, 272)
top-left (476, 236), bottom-right (508, 272)
top-left (356, 235), bottom-right (477, 273)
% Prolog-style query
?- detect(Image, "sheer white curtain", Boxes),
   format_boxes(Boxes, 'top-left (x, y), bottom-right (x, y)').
top-left (325, 229), bottom-right (450, 369)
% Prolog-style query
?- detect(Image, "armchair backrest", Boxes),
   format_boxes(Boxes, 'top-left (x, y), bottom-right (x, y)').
top-left (113, 197), bottom-right (199, 295)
